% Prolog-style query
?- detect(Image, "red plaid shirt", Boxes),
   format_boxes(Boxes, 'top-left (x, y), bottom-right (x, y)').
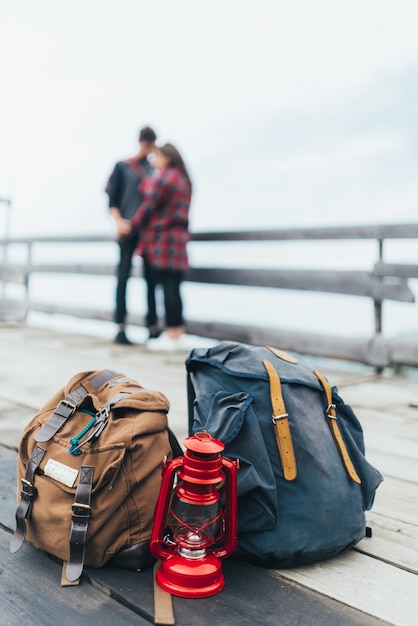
top-left (130, 167), bottom-right (191, 271)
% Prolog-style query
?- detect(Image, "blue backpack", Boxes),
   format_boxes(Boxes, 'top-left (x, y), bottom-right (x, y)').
top-left (186, 342), bottom-right (383, 567)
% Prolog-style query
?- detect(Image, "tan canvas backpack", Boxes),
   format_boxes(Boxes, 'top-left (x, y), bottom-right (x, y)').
top-left (10, 369), bottom-right (182, 585)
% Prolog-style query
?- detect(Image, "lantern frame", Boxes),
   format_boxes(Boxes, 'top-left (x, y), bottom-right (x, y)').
top-left (150, 433), bottom-right (239, 598)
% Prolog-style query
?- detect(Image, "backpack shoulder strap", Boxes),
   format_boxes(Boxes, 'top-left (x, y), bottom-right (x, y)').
top-left (66, 465), bottom-right (94, 583)
top-left (10, 444), bottom-right (46, 553)
top-left (263, 360), bottom-right (297, 481)
top-left (35, 370), bottom-right (120, 443)
top-left (313, 370), bottom-right (361, 484)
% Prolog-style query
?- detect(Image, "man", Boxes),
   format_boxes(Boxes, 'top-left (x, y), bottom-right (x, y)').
top-left (105, 126), bottom-right (157, 344)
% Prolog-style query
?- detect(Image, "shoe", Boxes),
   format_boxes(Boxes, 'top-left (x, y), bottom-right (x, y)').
top-left (146, 332), bottom-right (186, 352)
top-left (114, 331), bottom-right (133, 345)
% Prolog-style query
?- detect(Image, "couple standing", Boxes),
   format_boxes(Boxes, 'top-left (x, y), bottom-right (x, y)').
top-left (106, 126), bottom-right (192, 351)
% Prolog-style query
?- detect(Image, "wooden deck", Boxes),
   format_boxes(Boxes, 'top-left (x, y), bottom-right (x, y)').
top-left (0, 323), bottom-right (417, 625)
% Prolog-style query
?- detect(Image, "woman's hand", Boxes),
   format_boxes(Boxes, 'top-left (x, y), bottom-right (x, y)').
top-left (116, 218), bottom-right (132, 239)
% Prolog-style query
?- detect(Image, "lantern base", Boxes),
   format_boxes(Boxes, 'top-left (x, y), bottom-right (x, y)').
top-left (156, 552), bottom-right (225, 598)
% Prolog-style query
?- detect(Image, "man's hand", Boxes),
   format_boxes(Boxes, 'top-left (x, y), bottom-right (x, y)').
top-left (110, 208), bottom-right (132, 239)
top-left (116, 218), bottom-right (132, 239)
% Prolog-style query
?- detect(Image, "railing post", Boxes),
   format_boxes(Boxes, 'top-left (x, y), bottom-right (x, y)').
top-left (374, 238), bottom-right (384, 335)
top-left (23, 242), bottom-right (33, 321)
top-left (0, 197), bottom-right (12, 299)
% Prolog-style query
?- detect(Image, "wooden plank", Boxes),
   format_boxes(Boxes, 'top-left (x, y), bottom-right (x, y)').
top-left (0, 528), bottom-right (149, 625)
top-left (27, 302), bottom-right (376, 366)
top-left (190, 223), bottom-right (418, 241)
top-left (354, 408), bottom-right (418, 441)
top-left (27, 302), bottom-right (148, 327)
top-left (351, 413), bottom-right (418, 484)
top-left (388, 339), bottom-right (418, 367)
top-left (29, 301), bottom-right (116, 322)
top-left (0, 445), bottom-right (18, 530)
top-left (366, 475), bottom-right (418, 527)
top-left (187, 268), bottom-right (414, 301)
top-left (365, 444), bottom-right (418, 483)
top-left (0, 265), bottom-right (27, 284)
top-left (270, 550), bottom-right (418, 626)
top-left (341, 380), bottom-right (418, 414)
top-left (22, 303), bottom-right (418, 367)
top-left (0, 234), bottom-right (113, 245)
top-left (14, 262), bottom-right (415, 302)
top-left (357, 512), bottom-right (418, 574)
top-left (18, 305), bottom-right (418, 368)
top-left (2, 223), bottom-right (418, 246)
top-left (374, 262), bottom-right (418, 278)
top-left (88, 558), bottom-right (384, 626)
top-left (0, 298), bottom-right (26, 318)
top-left (26, 262), bottom-right (127, 276)
top-left (27, 302), bottom-right (375, 362)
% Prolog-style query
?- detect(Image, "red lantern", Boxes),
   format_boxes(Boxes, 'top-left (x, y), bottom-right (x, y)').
top-left (150, 431), bottom-right (239, 598)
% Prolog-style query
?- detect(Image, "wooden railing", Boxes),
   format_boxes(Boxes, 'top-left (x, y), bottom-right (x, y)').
top-left (1, 223), bottom-right (418, 368)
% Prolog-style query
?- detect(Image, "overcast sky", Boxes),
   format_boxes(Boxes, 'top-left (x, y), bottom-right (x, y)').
top-left (1, 0), bottom-right (418, 237)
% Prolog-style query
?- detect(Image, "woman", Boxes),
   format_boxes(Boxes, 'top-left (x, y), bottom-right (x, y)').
top-left (118, 143), bottom-right (192, 350)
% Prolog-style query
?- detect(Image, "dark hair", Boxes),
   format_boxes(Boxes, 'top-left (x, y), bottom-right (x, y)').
top-left (139, 126), bottom-right (157, 143)
top-left (158, 143), bottom-right (192, 190)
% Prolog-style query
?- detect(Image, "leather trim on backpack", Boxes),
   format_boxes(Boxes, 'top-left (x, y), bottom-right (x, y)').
top-left (263, 360), bottom-right (297, 481)
top-left (314, 369), bottom-right (361, 484)
top-left (66, 465), bottom-right (94, 582)
top-left (10, 444), bottom-right (46, 553)
top-left (35, 370), bottom-right (119, 443)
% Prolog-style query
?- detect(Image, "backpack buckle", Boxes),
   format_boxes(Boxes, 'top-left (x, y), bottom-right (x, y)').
top-left (96, 406), bottom-right (110, 420)
top-left (72, 502), bottom-right (91, 522)
top-left (272, 412), bottom-right (288, 424)
top-left (91, 407), bottom-right (109, 438)
top-left (327, 404), bottom-right (337, 419)
top-left (58, 399), bottom-right (77, 414)
top-left (20, 477), bottom-right (37, 499)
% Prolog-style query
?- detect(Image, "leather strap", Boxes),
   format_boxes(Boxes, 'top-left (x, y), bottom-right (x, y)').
top-left (263, 360), bottom-right (297, 481)
top-left (66, 465), bottom-right (94, 583)
top-left (61, 561), bottom-right (80, 587)
top-left (153, 561), bottom-right (175, 625)
top-left (313, 370), bottom-right (361, 484)
top-left (108, 376), bottom-right (131, 387)
top-left (10, 444), bottom-right (46, 553)
top-left (35, 370), bottom-right (119, 442)
top-left (266, 345), bottom-right (298, 364)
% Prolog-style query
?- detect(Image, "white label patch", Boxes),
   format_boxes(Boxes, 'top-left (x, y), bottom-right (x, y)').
top-left (44, 459), bottom-right (79, 488)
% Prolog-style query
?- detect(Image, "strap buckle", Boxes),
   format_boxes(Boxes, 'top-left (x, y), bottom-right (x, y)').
top-left (327, 404), bottom-right (337, 419)
top-left (20, 477), bottom-right (36, 499)
top-left (91, 407), bottom-right (109, 438)
top-left (58, 399), bottom-right (77, 413)
top-left (272, 412), bottom-right (288, 424)
top-left (72, 502), bottom-right (91, 522)
top-left (96, 406), bottom-right (109, 420)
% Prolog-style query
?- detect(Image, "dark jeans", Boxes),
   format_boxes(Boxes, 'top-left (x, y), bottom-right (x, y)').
top-left (114, 232), bottom-right (139, 325)
top-left (143, 259), bottom-right (184, 328)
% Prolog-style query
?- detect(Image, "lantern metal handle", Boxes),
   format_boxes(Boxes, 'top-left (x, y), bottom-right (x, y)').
top-left (211, 456), bottom-right (239, 559)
